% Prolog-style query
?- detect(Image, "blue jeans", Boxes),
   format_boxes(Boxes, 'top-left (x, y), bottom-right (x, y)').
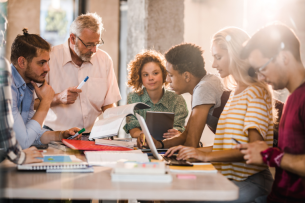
top-left (167, 169), bottom-right (273, 203)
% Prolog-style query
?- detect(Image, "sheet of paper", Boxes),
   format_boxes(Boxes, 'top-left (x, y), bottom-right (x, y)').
top-left (85, 151), bottom-right (149, 167)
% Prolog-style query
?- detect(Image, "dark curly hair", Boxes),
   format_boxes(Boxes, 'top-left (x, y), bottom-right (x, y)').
top-left (164, 43), bottom-right (206, 78)
top-left (127, 50), bottom-right (168, 95)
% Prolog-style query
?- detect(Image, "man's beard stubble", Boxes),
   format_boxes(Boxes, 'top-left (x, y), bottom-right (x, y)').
top-left (24, 64), bottom-right (46, 84)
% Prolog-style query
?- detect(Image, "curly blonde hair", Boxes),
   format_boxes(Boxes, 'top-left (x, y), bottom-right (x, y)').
top-left (127, 50), bottom-right (168, 95)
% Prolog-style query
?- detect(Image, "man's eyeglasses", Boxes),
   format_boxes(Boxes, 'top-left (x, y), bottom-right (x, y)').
top-left (75, 34), bottom-right (104, 49)
top-left (248, 57), bottom-right (274, 77)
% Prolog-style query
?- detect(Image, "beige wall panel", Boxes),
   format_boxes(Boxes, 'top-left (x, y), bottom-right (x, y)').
top-left (87, 0), bottom-right (120, 79)
top-left (6, 0), bottom-right (41, 61)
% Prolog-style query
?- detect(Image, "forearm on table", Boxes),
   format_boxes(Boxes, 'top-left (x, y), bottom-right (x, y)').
top-left (129, 128), bottom-right (142, 138)
top-left (39, 131), bottom-right (61, 144)
top-left (31, 99), bottom-right (51, 126)
top-left (198, 146), bottom-right (213, 152)
top-left (204, 149), bottom-right (244, 162)
top-left (280, 153), bottom-right (305, 177)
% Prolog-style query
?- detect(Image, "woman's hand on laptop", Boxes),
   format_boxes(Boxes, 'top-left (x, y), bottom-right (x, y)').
top-left (163, 129), bottom-right (180, 139)
top-left (165, 145), bottom-right (206, 161)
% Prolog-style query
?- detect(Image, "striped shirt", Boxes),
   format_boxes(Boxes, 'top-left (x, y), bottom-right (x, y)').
top-left (213, 85), bottom-right (273, 181)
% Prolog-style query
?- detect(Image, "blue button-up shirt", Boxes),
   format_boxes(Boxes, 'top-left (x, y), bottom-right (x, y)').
top-left (11, 64), bottom-right (48, 149)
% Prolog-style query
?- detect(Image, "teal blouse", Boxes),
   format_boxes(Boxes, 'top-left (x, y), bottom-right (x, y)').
top-left (123, 88), bottom-right (188, 134)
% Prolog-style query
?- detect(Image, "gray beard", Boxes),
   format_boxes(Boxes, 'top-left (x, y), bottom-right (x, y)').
top-left (74, 41), bottom-right (92, 62)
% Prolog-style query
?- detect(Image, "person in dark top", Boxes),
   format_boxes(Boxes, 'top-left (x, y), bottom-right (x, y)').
top-left (238, 22), bottom-right (305, 203)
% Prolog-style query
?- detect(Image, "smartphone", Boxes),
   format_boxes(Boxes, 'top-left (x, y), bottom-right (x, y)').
top-left (31, 144), bottom-right (49, 150)
top-left (232, 138), bottom-right (241, 144)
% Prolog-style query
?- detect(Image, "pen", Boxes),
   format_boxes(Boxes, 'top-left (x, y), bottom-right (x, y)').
top-left (68, 128), bottom-right (86, 140)
top-left (77, 76), bottom-right (89, 89)
top-left (232, 138), bottom-right (241, 144)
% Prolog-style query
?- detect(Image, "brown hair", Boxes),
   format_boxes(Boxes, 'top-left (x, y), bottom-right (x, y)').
top-left (10, 28), bottom-right (51, 65)
top-left (127, 50), bottom-right (168, 95)
top-left (241, 22), bottom-right (301, 62)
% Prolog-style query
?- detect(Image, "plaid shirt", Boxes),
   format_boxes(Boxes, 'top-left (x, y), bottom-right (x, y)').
top-left (0, 56), bottom-right (25, 164)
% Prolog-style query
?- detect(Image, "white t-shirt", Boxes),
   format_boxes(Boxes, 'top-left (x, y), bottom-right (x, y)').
top-left (192, 73), bottom-right (224, 130)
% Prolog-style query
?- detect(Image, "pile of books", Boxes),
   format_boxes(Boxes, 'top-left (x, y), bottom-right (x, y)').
top-left (111, 161), bottom-right (172, 183)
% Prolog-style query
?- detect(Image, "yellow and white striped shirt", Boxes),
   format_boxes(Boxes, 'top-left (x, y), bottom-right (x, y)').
top-left (213, 85), bottom-right (273, 181)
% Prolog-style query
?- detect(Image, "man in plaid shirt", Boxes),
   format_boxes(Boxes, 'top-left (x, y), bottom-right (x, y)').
top-left (0, 56), bottom-right (43, 164)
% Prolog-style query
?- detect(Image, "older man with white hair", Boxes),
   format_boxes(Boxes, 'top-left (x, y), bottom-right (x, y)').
top-left (38, 13), bottom-right (121, 133)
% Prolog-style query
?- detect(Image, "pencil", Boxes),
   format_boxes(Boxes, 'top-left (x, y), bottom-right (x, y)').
top-left (142, 134), bottom-right (145, 147)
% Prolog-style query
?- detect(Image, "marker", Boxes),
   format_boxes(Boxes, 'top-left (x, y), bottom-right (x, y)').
top-left (67, 128), bottom-right (86, 140)
top-left (77, 76), bottom-right (89, 89)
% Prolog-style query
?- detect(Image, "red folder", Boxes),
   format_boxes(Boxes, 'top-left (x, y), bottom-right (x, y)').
top-left (62, 139), bottom-right (133, 151)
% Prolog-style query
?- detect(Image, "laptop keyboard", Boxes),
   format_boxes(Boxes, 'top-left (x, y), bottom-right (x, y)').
top-left (161, 155), bottom-right (193, 166)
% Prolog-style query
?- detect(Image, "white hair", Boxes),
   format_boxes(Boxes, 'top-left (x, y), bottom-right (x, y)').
top-left (70, 13), bottom-right (104, 36)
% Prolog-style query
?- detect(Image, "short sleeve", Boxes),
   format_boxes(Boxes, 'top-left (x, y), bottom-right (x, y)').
top-left (192, 82), bottom-right (218, 109)
top-left (243, 96), bottom-right (270, 139)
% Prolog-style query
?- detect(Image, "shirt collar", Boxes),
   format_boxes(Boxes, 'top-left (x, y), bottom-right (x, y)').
top-left (142, 87), bottom-right (170, 109)
top-left (11, 64), bottom-right (26, 90)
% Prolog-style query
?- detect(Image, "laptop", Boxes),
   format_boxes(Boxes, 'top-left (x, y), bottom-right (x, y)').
top-left (136, 113), bottom-right (193, 166)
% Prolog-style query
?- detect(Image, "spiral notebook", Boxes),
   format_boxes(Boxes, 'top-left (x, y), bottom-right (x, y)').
top-left (17, 155), bottom-right (88, 170)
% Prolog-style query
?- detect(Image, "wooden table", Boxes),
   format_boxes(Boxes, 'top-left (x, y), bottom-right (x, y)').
top-left (1, 147), bottom-right (238, 201)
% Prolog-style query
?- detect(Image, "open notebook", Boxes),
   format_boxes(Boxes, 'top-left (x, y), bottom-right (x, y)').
top-left (18, 155), bottom-right (88, 170)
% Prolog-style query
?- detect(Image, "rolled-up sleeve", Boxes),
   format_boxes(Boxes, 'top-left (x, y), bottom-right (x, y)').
top-left (11, 85), bottom-right (47, 149)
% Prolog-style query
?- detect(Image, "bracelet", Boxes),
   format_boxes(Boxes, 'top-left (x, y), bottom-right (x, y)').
top-left (157, 140), bottom-right (164, 149)
top-left (260, 147), bottom-right (284, 167)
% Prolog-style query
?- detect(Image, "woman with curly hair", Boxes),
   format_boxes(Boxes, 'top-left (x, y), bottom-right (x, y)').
top-left (123, 50), bottom-right (188, 139)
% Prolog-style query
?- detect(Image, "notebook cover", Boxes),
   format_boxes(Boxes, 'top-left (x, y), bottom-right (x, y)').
top-left (169, 164), bottom-right (217, 173)
top-left (145, 112), bottom-right (174, 140)
top-left (62, 139), bottom-right (133, 151)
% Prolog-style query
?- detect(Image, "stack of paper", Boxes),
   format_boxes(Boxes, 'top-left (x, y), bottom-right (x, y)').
top-left (95, 139), bottom-right (134, 149)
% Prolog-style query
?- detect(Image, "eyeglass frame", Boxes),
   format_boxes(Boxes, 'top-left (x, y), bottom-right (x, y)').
top-left (248, 56), bottom-right (276, 78)
top-left (254, 57), bottom-right (274, 75)
top-left (74, 34), bottom-right (104, 49)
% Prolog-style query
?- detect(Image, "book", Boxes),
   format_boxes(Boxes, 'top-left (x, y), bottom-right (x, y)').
top-left (48, 141), bottom-right (73, 152)
top-left (62, 139), bottom-right (133, 151)
top-left (145, 111), bottom-right (175, 140)
top-left (17, 155), bottom-right (88, 170)
top-left (114, 161), bottom-right (166, 174)
top-left (95, 139), bottom-right (134, 149)
top-left (169, 163), bottom-right (217, 173)
top-left (84, 151), bottom-right (149, 166)
top-left (89, 102), bottom-right (150, 140)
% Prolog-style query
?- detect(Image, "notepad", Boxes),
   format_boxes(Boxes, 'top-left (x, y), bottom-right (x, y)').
top-left (18, 155), bottom-right (88, 170)
top-left (169, 163), bottom-right (217, 173)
